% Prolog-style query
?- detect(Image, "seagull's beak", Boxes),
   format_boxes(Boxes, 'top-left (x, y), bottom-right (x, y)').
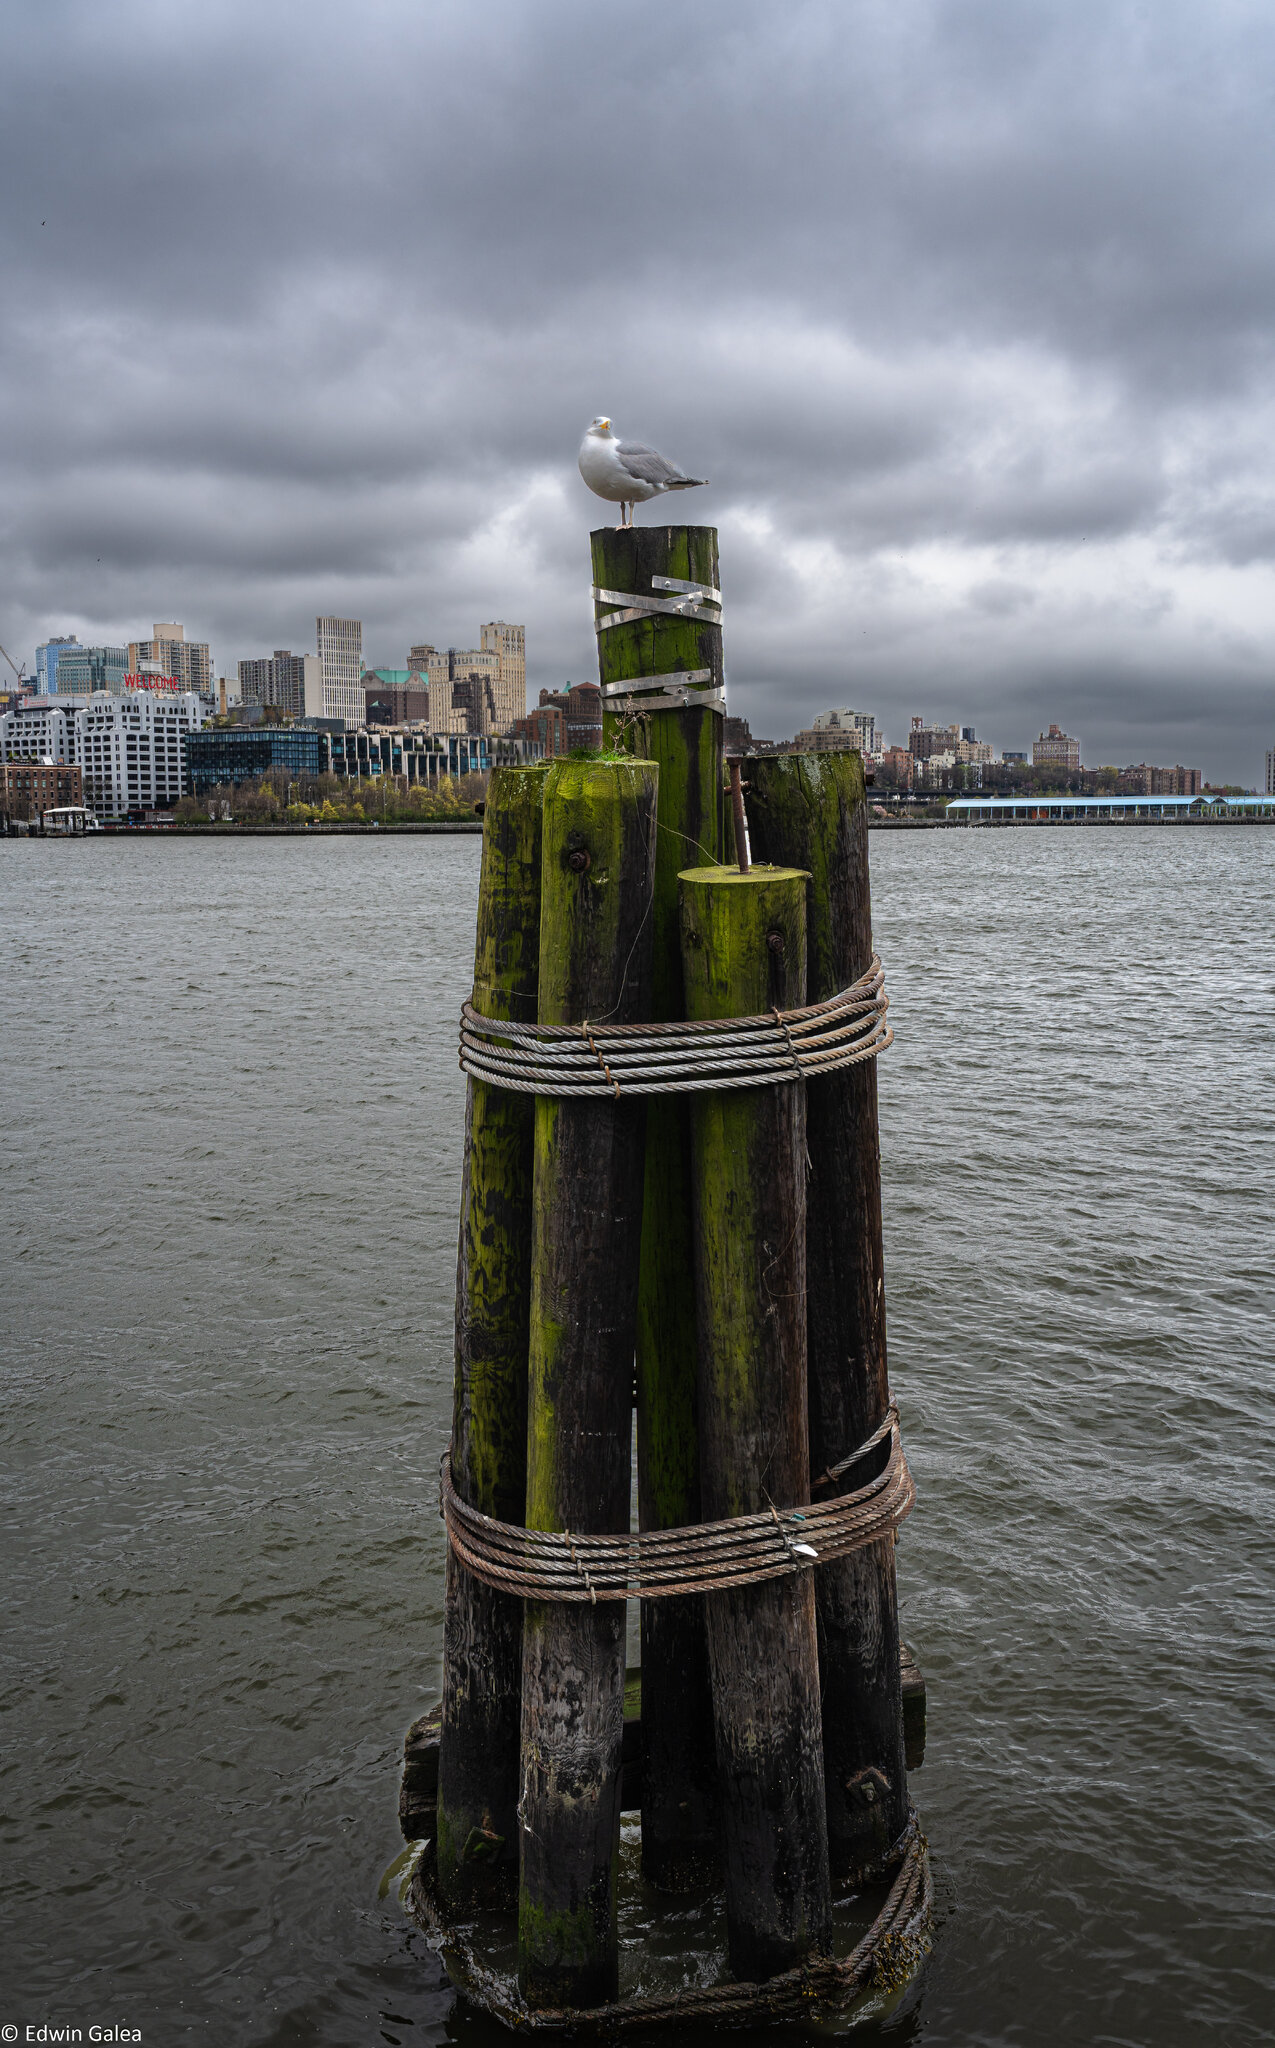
top-left (599, 418), bottom-right (610, 430)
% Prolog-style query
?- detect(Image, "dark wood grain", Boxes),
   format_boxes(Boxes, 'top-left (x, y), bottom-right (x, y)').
top-left (517, 759), bottom-right (658, 2010)
top-left (742, 750), bottom-right (909, 1881)
top-left (593, 525), bottom-right (723, 1891)
top-left (437, 764), bottom-right (548, 1909)
top-left (679, 864), bottom-right (833, 1982)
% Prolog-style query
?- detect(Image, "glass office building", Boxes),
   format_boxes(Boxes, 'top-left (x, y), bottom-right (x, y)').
top-left (55, 645), bottom-right (128, 694)
top-left (185, 727), bottom-right (331, 792)
top-left (35, 637), bottom-right (79, 695)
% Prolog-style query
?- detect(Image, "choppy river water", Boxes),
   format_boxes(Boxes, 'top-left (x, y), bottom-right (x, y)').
top-left (2, 828), bottom-right (1271, 2047)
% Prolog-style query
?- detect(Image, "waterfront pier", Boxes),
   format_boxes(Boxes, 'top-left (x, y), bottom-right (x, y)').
top-left (405, 527), bottom-right (932, 2033)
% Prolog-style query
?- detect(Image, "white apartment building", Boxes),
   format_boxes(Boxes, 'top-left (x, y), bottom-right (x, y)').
top-left (0, 691), bottom-right (205, 820)
top-left (315, 616), bottom-right (364, 725)
top-left (810, 707), bottom-right (882, 758)
top-left (0, 700), bottom-right (78, 763)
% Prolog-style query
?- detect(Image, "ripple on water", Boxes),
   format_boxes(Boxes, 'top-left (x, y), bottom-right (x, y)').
top-left (1, 828), bottom-right (1272, 2046)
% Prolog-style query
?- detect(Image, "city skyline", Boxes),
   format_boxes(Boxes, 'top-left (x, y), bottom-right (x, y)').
top-left (12, 619), bottom-right (1236, 776)
top-left (5, 3), bottom-right (1275, 779)
top-left (13, 594), bottom-right (1271, 783)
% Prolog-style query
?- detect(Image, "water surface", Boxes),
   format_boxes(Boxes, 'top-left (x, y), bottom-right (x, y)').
top-left (2, 828), bottom-right (1270, 2045)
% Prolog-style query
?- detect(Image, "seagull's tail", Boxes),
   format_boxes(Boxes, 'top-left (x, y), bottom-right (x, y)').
top-left (665, 476), bottom-right (707, 490)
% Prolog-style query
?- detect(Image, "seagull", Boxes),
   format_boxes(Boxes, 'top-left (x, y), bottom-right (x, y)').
top-left (578, 417), bottom-right (707, 528)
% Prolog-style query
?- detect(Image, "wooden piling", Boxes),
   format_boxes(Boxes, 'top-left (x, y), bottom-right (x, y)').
top-left (678, 864), bottom-right (833, 1982)
top-left (593, 524), bottom-right (723, 1890)
top-left (741, 750), bottom-right (909, 1880)
top-left (518, 757), bottom-right (658, 2010)
top-left (437, 762), bottom-right (549, 1910)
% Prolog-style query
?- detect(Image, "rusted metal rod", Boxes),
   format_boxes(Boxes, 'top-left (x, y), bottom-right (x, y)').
top-left (728, 759), bottom-right (751, 873)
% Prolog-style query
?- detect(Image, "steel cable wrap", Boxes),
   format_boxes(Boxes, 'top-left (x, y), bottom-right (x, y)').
top-left (442, 1406), bottom-right (913, 1603)
top-left (407, 1816), bottom-right (932, 2034)
top-left (458, 956), bottom-right (891, 1097)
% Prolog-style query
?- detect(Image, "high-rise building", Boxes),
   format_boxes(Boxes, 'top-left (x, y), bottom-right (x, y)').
top-left (36, 636), bottom-right (78, 695)
top-left (238, 650), bottom-right (322, 720)
top-left (801, 708), bottom-right (883, 758)
top-left (1032, 723), bottom-right (1081, 772)
top-left (55, 645), bottom-right (129, 694)
top-left (427, 679), bottom-right (467, 733)
top-left (409, 644), bottom-right (450, 690)
top-left (480, 621), bottom-right (526, 732)
top-left (448, 649), bottom-right (501, 734)
top-left (907, 715), bottom-right (992, 766)
top-left (908, 716), bottom-right (961, 761)
top-left (127, 624), bottom-right (213, 694)
top-left (315, 617), bottom-right (364, 727)
top-left (1266, 748), bottom-right (1275, 796)
top-left (407, 629), bottom-right (526, 733)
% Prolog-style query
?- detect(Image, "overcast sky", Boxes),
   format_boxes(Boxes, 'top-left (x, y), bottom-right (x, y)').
top-left (3, 0), bottom-right (1274, 775)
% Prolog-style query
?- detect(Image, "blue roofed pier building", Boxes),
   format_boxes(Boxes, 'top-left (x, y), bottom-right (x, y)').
top-left (945, 794), bottom-right (1275, 825)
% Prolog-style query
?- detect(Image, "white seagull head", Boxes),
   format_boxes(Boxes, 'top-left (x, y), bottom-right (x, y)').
top-left (586, 416), bottom-right (614, 437)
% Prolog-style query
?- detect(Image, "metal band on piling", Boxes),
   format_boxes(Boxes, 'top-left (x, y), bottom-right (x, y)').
top-left (593, 577), bottom-right (726, 714)
top-left (601, 672), bottom-right (725, 715)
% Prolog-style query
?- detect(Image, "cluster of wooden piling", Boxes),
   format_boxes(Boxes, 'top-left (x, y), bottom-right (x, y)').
top-left (435, 526), bottom-right (911, 2018)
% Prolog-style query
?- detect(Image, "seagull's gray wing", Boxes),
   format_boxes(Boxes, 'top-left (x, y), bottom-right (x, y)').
top-left (615, 439), bottom-right (694, 487)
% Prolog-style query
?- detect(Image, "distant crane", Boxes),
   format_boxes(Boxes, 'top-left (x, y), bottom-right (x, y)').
top-left (0, 642), bottom-right (28, 686)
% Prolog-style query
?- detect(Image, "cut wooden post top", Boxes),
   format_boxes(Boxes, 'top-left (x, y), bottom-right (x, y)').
top-left (678, 863), bottom-right (809, 887)
top-left (678, 864), bottom-right (810, 1022)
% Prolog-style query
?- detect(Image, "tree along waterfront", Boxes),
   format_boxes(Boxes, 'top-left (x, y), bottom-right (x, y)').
top-left (175, 767), bottom-right (488, 828)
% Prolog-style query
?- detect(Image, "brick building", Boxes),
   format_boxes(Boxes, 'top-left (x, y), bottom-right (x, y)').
top-left (877, 746), bottom-right (915, 788)
top-left (1120, 763), bottom-right (1203, 796)
top-left (1032, 724), bottom-right (1081, 772)
top-left (511, 702), bottom-right (569, 756)
top-left (1, 760), bottom-right (83, 824)
top-left (363, 671), bottom-right (431, 725)
top-left (537, 681), bottom-right (602, 750)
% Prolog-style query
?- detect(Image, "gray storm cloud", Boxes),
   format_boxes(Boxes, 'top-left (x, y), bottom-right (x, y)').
top-left (2, 0), bottom-right (1274, 775)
